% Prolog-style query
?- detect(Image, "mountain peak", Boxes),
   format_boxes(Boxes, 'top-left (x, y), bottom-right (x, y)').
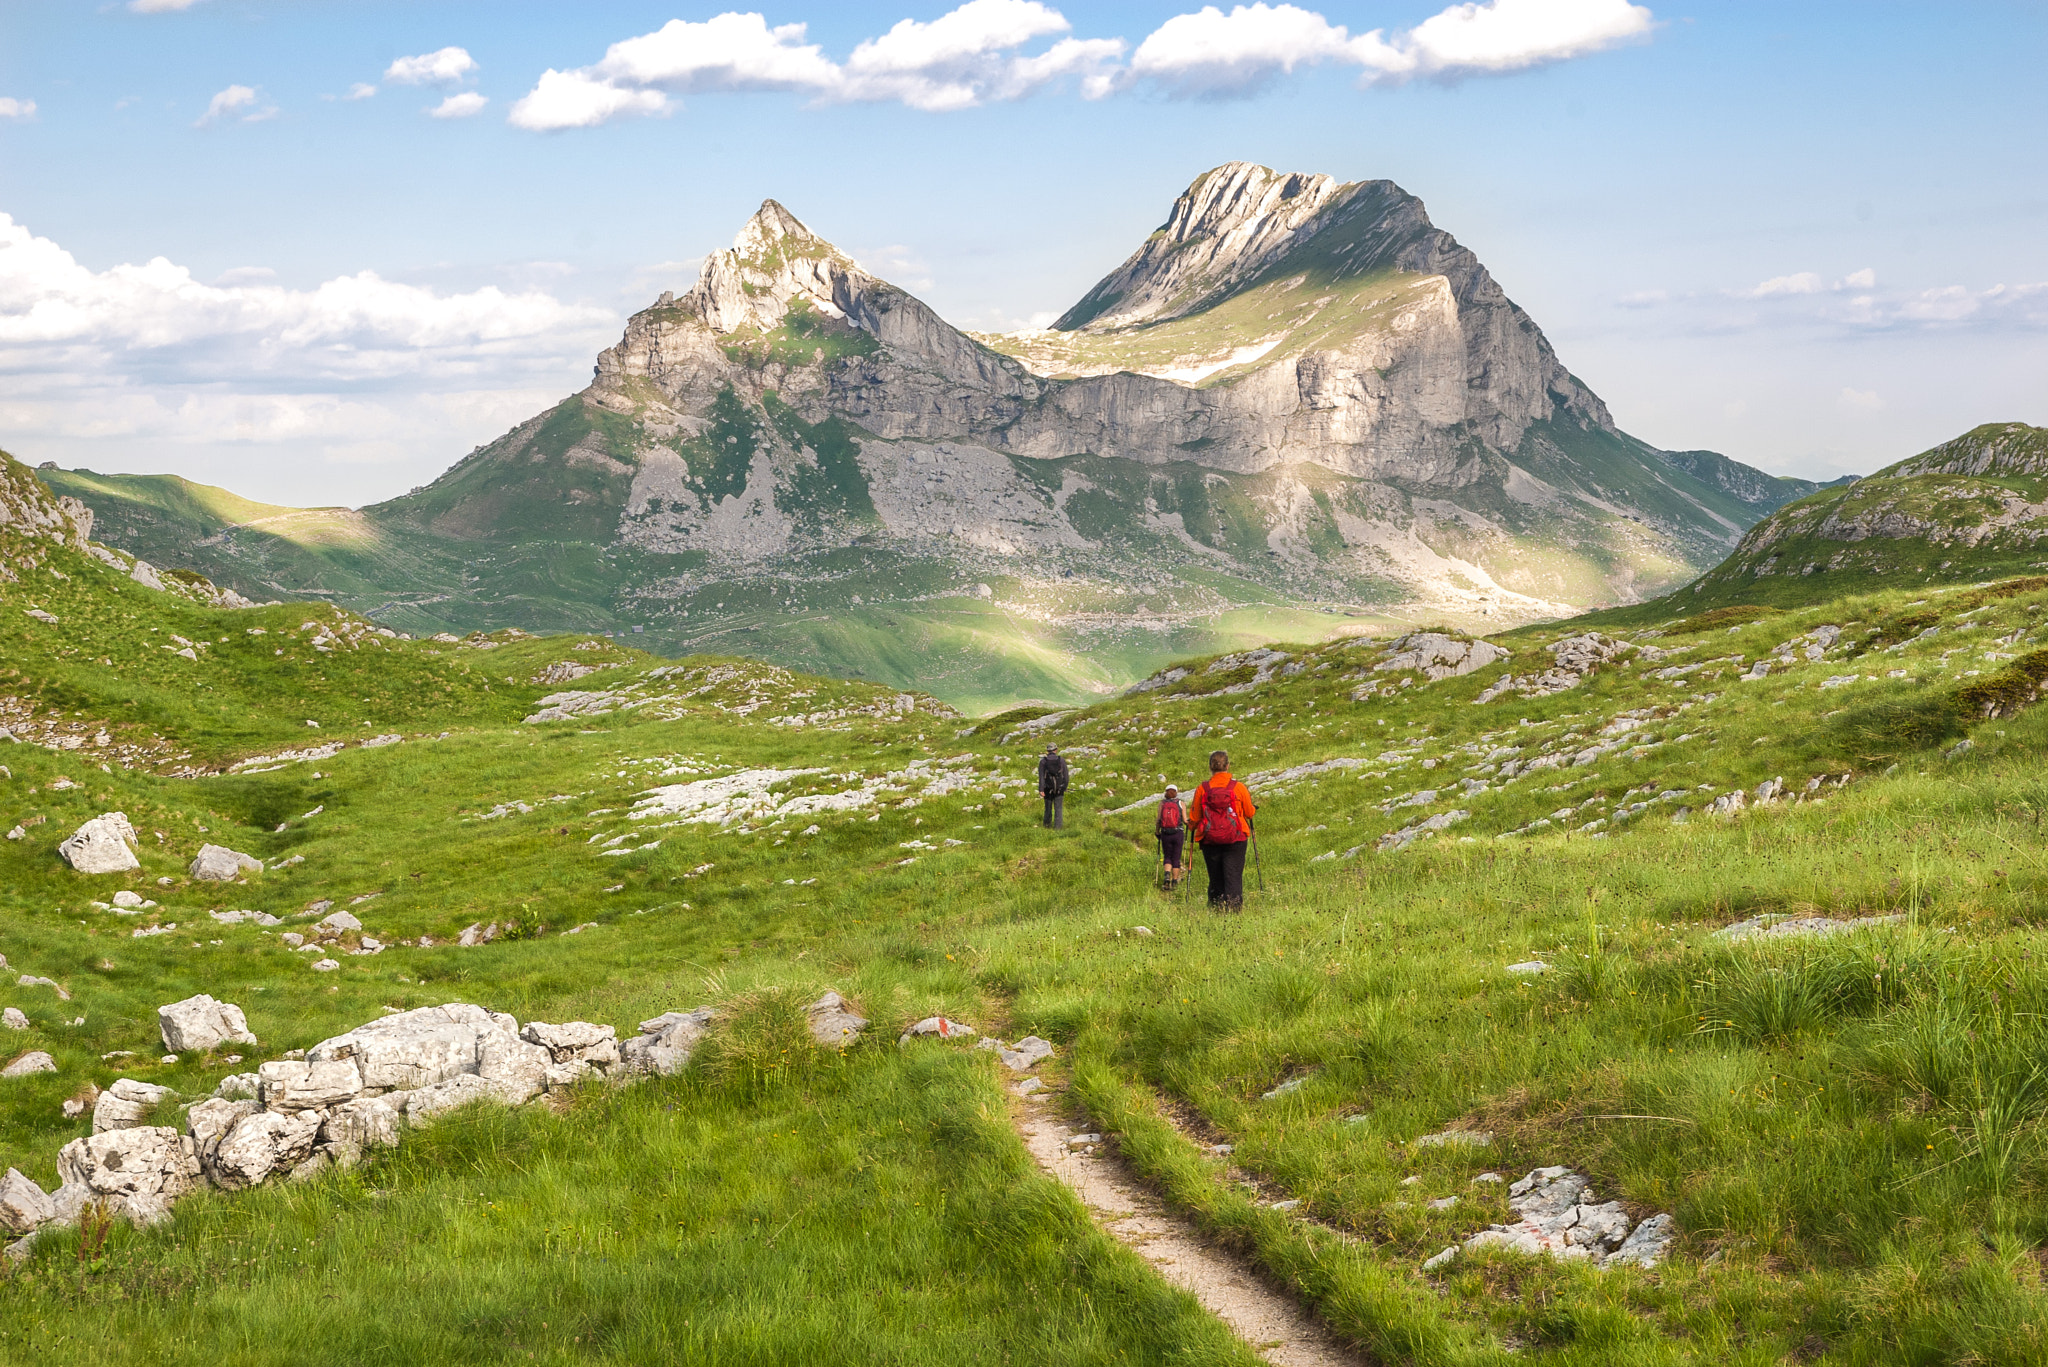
top-left (733, 198), bottom-right (821, 261)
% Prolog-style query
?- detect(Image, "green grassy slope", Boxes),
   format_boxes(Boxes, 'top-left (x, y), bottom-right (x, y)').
top-left (10, 420), bottom-right (2048, 1363)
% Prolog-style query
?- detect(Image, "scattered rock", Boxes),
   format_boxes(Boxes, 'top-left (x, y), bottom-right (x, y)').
top-left (1427, 1196), bottom-right (1460, 1211)
top-left (208, 1110), bottom-right (321, 1190)
top-left (1421, 1245), bottom-right (1458, 1272)
top-left (456, 922), bottom-right (499, 947)
top-left (1717, 913), bottom-right (1906, 943)
top-left (211, 909), bottom-right (281, 926)
top-left (57, 812), bottom-right (141, 875)
top-left (1269, 1198), bottom-right (1303, 1212)
top-left (112, 890), bottom-right (146, 908)
top-left (158, 994), bottom-right (258, 1054)
top-left (1374, 632), bottom-right (1509, 681)
top-left (1014, 1077), bottom-right (1044, 1096)
top-left (315, 910), bottom-right (362, 935)
top-left (0, 1169), bottom-right (54, 1235)
top-left (190, 844), bottom-right (262, 881)
top-left (620, 1008), bottom-right (714, 1076)
top-left (310, 959), bottom-right (339, 972)
top-left (1132, 925), bottom-right (1154, 936)
top-left (1261, 1074), bottom-right (1311, 1100)
top-left (16, 975), bottom-right (70, 1001)
top-left (2, 1051), bottom-right (56, 1077)
top-left (93, 1078), bottom-right (173, 1132)
top-left (1, 1008), bottom-right (25, 1030)
top-left (1459, 1167), bottom-right (1676, 1269)
top-left (899, 1016), bottom-right (976, 1045)
top-left (994, 1035), bottom-right (1054, 1072)
top-left (804, 991), bottom-right (869, 1047)
top-left (1414, 1130), bottom-right (1492, 1149)
top-left (53, 1126), bottom-right (205, 1227)
top-left (1504, 961), bottom-right (1549, 975)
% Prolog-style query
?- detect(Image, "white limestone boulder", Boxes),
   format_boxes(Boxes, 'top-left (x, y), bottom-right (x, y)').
top-left (307, 1003), bottom-right (517, 1090)
top-left (189, 844), bottom-right (263, 881)
top-left (402, 1072), bottom-right (508, 1123)
top-left (158, 994), bottom-right (258, 1055)
top-left (257, 1058), bottom-right (364, 1112)
top-left (476, 1032), bottom-right (552, 1104)
top-left (54, 1126), bottom-right (204, 1222)
top-left (93, 1077), bottom-right (173, 1132)
top-left (319, 1096), bottom-right (400, 1167)
top-left (1, 1050), bottom-right (55, 1077)
top-left (0, 1168), bottom-right (53, 1235)
top-left (58, 813), bottom-right (140, 875)
top-left (209, 1110), bottom-right (321, 1190)
top-left (520, 1021), bottom-right (618, 1070)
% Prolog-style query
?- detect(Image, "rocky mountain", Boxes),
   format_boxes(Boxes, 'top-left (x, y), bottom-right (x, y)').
top-left (34, 163), bottom-right (1825, 707)
top-left (1678, 422), bottom-right (2048, 609)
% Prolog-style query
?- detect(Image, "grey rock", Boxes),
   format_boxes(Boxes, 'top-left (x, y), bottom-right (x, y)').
top-left (314, 910), bottom-right (362, 935)
top-left (183, 1096), bottom-right (258, 1172)
top-left (542, 1059), bottom-right (596, 1091)
top-left (520, 1020), bottom-right (618, 1067)
top-left (210, 909), bottom-right (281, 926)
top-left (189, 844), bottom-right (263, 881)
top-left (307, 1003), bottom-right (517, 1090)
top-left (93, 1078), bottom-right (173, 1132)
top-left (58, 813), bottom-right (140, 875)
top-left (319, 1096), bottom-right (401, 1167)
top-left (403, 1072), bottom-right (509, 1123)
top-left (214, 1073), bottom-right (260, 1100)
top-left (209, 1110), bottom-right (321, 1190)
top-left (310, 959), bottom-right (339, 973)
top-left (1421, 1245), bottom-right (1458, 1272)
top-left (1261, 1074), bottom-right (1311, 1100)
top-left (898, 1016), bottom-right (975, 1045)
top-left (55, 1126), bottom-right (204, 1216)
top-left (16, 975), bottom-right (69, 1000)
top-left (476, 1031), bottom-right (552, 1104)
top-left (258, 1058), bottom-right (364, 1111)
top-left (1504, 961), bottom-right (1549, 975)
top-left (158, 994), bottom-right (258, 1054)
top-left (1013, 1077), bottom-right (1044, 1096)
top-left (804, 991), bottom-right (869, 1047)
top-left (1, 1007), bottom-right (25, 1030)
top-left (1414, 1130), bottom-right (1492, 1149)
top-left (1605, 1212), bottom-right (1676, 1269)
top-left (0, 1168), bottom-right (54, 1235)
top-left (619, 1007), bottom-right (713, 1076)
top-left (1427, 1196), bottom-right (1461, 1211)
top-left (996, 1035), bottom-right (1054, 1072)
top-left (2, 1050), bottom-right (55, 1077)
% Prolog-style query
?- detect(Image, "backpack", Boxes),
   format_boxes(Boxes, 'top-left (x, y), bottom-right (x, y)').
top-left (1157, 797), bottom-right (1182, 831)
top-left (1196, 778), bottom-right (1244, 842)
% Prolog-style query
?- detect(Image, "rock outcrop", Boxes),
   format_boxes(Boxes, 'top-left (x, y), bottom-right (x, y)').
top-left (189, 844), bottom-right (263, 881)
top-left (158, 994), bottom-right (258, 1055)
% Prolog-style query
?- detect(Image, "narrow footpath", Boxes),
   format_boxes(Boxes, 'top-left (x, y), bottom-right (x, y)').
top-left (1013, 1095), bottom-right (1360, 1367)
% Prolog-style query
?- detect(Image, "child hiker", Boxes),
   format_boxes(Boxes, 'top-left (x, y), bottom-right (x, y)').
top-left (1156, 784), bottom-right (1186, 886)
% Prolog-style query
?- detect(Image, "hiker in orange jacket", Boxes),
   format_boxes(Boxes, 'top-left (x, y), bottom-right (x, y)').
top-left (1192, 750), bottom-right (1256, 910)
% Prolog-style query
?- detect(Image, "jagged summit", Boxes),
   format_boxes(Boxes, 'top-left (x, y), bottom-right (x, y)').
top-left (1054, 162), bottom-right (1362, 331)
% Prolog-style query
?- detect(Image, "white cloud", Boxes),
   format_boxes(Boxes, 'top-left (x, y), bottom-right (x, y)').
top-left (0, 212), bottom-right (619, 502)
top-left (1843, 267), bottom-right (1876, 289)
top-left (0, 98), bottom-right (36, 121)
top-left (129, 0), bottom-right (205, 11)
top-left (1615, 289), bottom-right (1668, 309)
top-left (1126, 0), bottom-right (1652, 97)
top-left (1741, 271), bottom-right (1826, 299)
top-left (509, 70), bottom-right (672, 132)
top-left (343, 83), bottom-right (378, 102)
top-left (511, 3), bottom-right (1124, 126)
top-left (428, 92), bottom-right (489, 119)
top-left (1837, 387), bottom-right (1885, 412)
top-left (213, 266), bottom-right (277, 286)
top-left (196, 85), bottom-right (277, 127)
top-left (1129, 4), bottom-right (1358, 98)
top-left (385, 47), bottom-right (480, 86)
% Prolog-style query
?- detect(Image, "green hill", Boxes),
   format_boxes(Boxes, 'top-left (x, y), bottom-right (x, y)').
top-left (8, 444), bottom-right (2048, 1362)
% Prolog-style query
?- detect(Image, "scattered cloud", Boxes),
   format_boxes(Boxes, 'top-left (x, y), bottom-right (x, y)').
top-left (385, 47), bottom-right (480, 86)
top-left (343, 83), bottom-right (378, 101)
top-left (1740, 271), bottom-right (1826, 299)
top-left (195, 85), bottom-right (277, 127)
top-left (1615, 289), bottom-right (1668, 308)
top-left (512, 4), bottom-right (1124, 128)
top-left (1837, 387), bottom-right (1885, 412)
top-left (1125, 0), bottom-right (1653, 98)
top-left (852, 244), bottom-right (934, 291)
top-left (0, 98), bottom-right (36, 121)
top-left (428, 92), bottom-right (489, 119)
top-left (129, 0), bottom-right (206, 11)
top-left (0, 212), bottom-right (618, 498)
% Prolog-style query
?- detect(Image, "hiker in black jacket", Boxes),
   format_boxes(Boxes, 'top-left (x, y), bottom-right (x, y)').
top-left (1037, 744), bottom-right (1070, 829)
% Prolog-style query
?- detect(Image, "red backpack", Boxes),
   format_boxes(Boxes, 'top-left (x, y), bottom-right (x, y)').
top-left (1196, 778), bottom-right (1244, 842)
top-left (1157, 796), bottom-right (1182, 830)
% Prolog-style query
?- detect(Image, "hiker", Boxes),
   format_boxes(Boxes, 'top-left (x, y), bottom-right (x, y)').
top-left (1037, 742), bottom-right (1070, 829)
top-left (1156, 784), bottom-right (1186, 885)
top-left (1192, 750), bottom-right (1256, 910)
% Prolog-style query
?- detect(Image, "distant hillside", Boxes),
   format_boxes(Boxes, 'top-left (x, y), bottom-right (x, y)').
top-left (1676, 422), bottom-right (2048, 609)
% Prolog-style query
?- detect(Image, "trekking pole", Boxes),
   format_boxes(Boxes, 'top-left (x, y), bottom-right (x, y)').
top-left (1251, 822), bottom-right (1265, 893)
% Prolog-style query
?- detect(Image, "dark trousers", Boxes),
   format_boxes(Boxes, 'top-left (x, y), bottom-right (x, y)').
top-left (1158, 829), bottom-right (1184, 870)
top-left (1202, 840), bottom-right (1247, 907)
top-left (1042, 793), bottom-right (1063, 828)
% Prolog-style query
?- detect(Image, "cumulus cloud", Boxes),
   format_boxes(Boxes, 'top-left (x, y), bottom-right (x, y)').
top-left (510, 3), bottom-right (1124, 128)
top-left (0, 98), bottom-right (36, 121)
top-left (385, 47), bottom-right (480, 86)
top-left (196, 85), bottom-right (277, 127)
top-left (343, 83), bottom-right (378, 101)
top-left (428, 92), bottom-right (490, 119)
top-left (0, 213), bottom-right (619, 499)
top-left (1126, 0), bottom-right (1653, 98)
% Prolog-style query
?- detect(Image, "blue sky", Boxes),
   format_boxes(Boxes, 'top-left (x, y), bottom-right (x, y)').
top-left (0, 0), bottom-right (2042, 506)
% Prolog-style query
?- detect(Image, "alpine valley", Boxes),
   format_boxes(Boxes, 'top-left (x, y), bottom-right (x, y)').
top-left (36, 163), bottom-right (1827, 710)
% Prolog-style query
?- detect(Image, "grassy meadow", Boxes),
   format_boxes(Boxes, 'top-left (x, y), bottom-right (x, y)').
top-left (8, 481), bottom-right (2048, 1361)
